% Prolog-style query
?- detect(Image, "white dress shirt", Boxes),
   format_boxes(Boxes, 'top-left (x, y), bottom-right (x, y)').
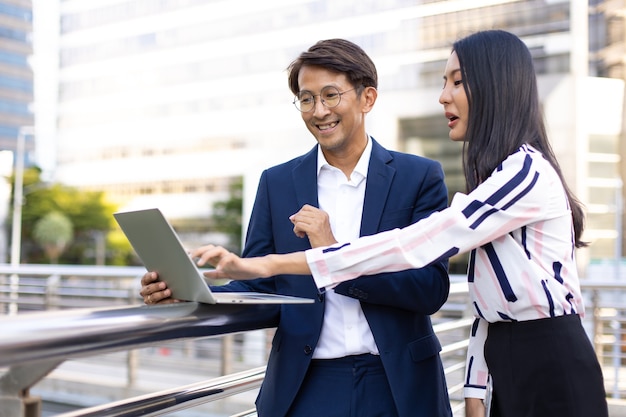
top-left (312, 136), bottom-right (379, 359)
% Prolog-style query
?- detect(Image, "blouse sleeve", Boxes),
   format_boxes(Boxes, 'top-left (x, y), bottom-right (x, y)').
top-left (463, 317), bottom-right (490, 399)
top-left (306, 147), bottom-right (562, 289)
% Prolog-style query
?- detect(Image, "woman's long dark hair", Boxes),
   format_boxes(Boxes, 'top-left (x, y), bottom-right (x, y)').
top-left (453, 30), bottom-right (587, 247)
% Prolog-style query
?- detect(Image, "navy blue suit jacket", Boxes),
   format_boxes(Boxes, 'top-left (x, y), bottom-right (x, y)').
top-left (212, 138), bottom-right (452, 416)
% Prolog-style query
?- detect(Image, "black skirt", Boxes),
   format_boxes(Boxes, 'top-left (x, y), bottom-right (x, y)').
top-left (485, 314), bottom-right (608, 417)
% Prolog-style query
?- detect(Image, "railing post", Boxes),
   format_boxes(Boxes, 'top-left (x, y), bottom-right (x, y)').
top-left (126, 284), bottom-right (140, 390)
top-left (8, 272), bottom-right (18, 315)
top-left (222, 334), bottom-right (233, 376)
top-left (127, 349), bottom-right (138, 388)
top-left (45, 274), bottom-right (60, 310)
top-left (22, 392), bottom-right (41, 417)
top-left (0, 361), bottom-right (61, 417)
top-left (611, 318), bottom-right (621, 398)
top-left (0, 393), bottom-right (41, 417)
top-left (0, 273), bottom-right (6, 314)
top-left (591, 289), bottom-right (602, 363)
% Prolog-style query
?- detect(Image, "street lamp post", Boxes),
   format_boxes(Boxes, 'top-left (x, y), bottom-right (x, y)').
top-left (8, 126), bottom-right (33, 315)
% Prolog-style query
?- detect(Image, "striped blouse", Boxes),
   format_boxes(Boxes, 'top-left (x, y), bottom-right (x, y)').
top-left (305, 144), bottom-right (584, 400)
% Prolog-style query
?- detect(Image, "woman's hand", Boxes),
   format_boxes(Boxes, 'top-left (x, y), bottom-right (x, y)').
top-left (465, 398), bottom-right (486, 417)
top-left (192, 245), bottom-right (272, 280)
top-left (192, 245), bottom-right (311, 279)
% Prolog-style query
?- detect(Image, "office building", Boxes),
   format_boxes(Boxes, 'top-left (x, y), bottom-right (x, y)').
top-left (0, 0), bottom-right (33, 262)
top-left (43, 0), bottom-right (625, 271)
top-left (0, 0), bottom-right (33, 157)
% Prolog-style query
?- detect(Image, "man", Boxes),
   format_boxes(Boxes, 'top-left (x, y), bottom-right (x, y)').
top-left (141, 39), bottom-right (452, 416)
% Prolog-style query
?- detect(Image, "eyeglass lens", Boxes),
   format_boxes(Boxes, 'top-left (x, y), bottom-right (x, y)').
top-left (294, 86), bottom-right (343, 112)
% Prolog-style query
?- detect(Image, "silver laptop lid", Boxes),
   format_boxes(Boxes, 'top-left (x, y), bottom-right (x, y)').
top-left (114, 208), bottom-right (313, 305)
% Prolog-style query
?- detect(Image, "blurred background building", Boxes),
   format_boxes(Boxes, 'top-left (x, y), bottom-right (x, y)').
top-left (0, 0), bottom-right (32, 262)
top-left (18, 0), bottom-right (626, 274)
top-left (0, 0), bottom-right (32, 154)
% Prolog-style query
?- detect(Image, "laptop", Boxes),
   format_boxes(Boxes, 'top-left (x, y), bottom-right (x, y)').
top-left (114, 208), bottom-right (314, 305)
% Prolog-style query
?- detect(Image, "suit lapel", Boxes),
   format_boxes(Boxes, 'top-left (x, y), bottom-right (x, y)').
top-left (292, 145), bottom-right (319, 209)
top-left (361, 139), bottom-right (395, 236)
top-left (291, 141), bottom-right (395, 237)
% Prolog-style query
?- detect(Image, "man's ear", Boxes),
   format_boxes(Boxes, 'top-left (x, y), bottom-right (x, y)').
top-left (361, 86), bottom-right (377, 113)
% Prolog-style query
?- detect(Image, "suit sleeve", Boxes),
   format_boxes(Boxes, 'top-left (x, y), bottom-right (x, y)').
top-left (333, 160), bottom-right (450, 314)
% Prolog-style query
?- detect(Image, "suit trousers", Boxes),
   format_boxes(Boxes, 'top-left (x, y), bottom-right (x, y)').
top-left (285, 353), bottom-right (399, 417)
top-left (484, 314), bottom-right (608, 417)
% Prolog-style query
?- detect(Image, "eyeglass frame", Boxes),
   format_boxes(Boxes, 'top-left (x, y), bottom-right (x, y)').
top-left (292, 85), bottom-right (360, 112)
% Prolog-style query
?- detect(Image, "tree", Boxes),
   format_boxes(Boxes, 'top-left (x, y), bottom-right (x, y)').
top-left (9, 167), bottom-right (133, 264)
top-left (211, 177), bottom-right (243, 253)
top-left (32, 211), bottom-right (73, 264)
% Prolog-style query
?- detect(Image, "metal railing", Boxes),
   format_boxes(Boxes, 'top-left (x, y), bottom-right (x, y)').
top-left (586, 281), bottom-right (626, 400)
top-left (0, 264), bottom-right (624, 416)
top-left (0, 264), bottom-right (143, 312)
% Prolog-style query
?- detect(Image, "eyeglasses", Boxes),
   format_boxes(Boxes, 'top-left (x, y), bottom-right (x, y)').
top-left (293, 86), bottom-right (357, 112)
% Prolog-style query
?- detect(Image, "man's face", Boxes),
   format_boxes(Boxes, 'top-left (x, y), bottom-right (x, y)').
top-left (296, 65), bottom-right (369, 155)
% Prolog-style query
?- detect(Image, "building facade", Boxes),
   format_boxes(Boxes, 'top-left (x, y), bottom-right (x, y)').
top-left (0, 0), bottom-right (33, 262)
top-left (38, 0), bottom-right (626, 272)
top-left (0, 0), bottom-right (33, 156)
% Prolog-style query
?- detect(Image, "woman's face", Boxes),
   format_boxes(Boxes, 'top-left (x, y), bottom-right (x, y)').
top-left (439, 51), bottom-right (469, 142)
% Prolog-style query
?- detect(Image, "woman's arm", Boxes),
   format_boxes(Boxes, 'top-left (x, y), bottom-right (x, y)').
top-left (465, 398), bottom-right (486, 417)
top-left (199, 147), bottom-right (554, 288)
top-left (194, 245), bottom-right (311, 280)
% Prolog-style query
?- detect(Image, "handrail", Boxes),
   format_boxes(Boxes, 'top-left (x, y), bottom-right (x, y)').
top-left (55, 367), bottom-right (266, 417)
top-left (0, 302), bottom-right (277, 367)
top-left (47, 317), bottom-right (474, 417)
top-left (0, 301), bottom-right (278, 417)
top-left (0, 263), bottom-right (146, 277)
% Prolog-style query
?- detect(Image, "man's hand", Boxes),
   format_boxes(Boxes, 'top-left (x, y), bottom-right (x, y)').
top-left (290, 204), bottom-right (337, 248)
top-left (139, 271), bottom-right (177, 304)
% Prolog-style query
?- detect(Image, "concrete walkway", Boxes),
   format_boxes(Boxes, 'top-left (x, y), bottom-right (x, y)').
top-left (609, 398), bottom-right (626, 416)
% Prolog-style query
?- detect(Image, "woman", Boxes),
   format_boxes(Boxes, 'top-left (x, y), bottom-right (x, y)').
top-left (193, 30), bottom-right (608, 417)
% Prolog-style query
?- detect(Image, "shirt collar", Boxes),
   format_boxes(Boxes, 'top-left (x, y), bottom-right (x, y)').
top-left (316, 135), bottom-right (372, 180)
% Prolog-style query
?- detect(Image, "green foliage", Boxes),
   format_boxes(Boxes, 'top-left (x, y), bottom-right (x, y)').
top-left (32, 211), bottom-right (73, 264)
top-left (107, 228), bottom-right (137, 266)
top-left (212, 177), bottom-right (243, 253)
top-left (9, 167), bottom-right (133, 264)
top-left (8, 168), bottom-right (242, 265)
